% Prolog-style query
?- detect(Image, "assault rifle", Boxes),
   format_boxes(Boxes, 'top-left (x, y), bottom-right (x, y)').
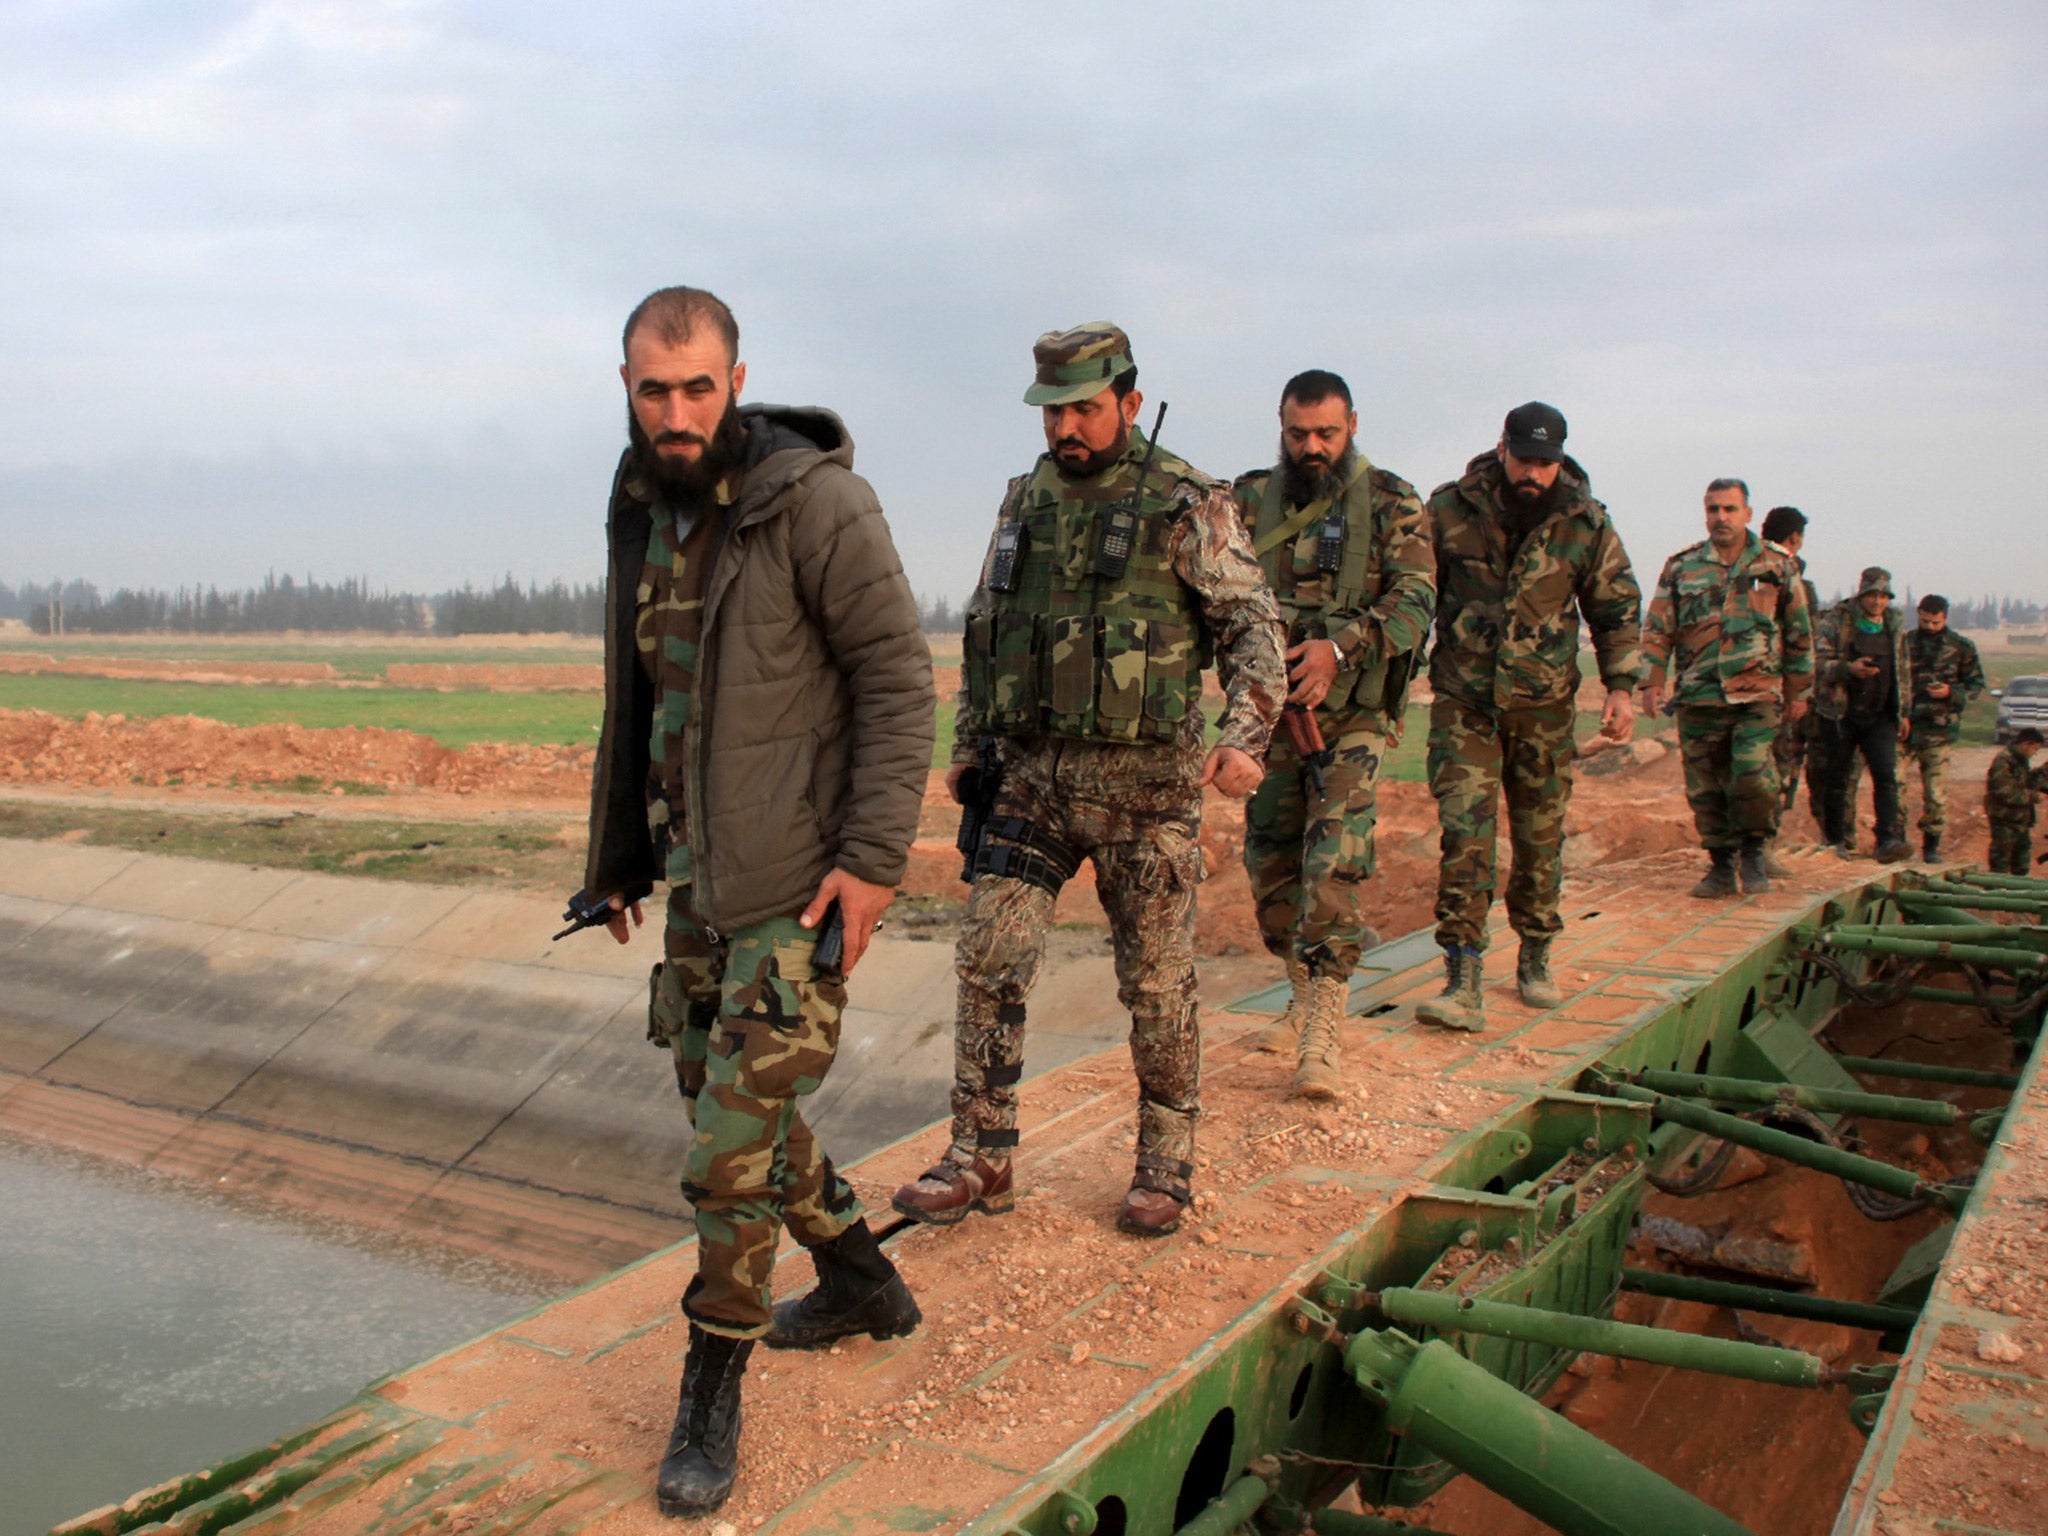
top-left (954, 735), bottom-right (1004, 883)
top-left (1281, 704), bottom-right (1333, 800)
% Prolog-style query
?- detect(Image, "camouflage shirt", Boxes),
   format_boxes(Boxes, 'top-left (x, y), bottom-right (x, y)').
top-left (1812, 601), bottom-right (1912, 723)
top-left (1426, 452), bottom-right (1642, 712)
top-left (1231, 456), bottom-right (1435, 726)
top-left (1644, 533), bottom-right (1813, 707)
top-left (637, 493), bottom-right (725, 880)
top-left (955, 434), bottom-right (1285, 765)
top-left (1986, 746), bottom-right (2047, 827)
top-left (1907, 627), bottom-right (1987, 739)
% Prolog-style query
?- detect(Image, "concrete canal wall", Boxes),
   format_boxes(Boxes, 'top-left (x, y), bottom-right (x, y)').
top-left (0, 840), bottom-right (1133, 1279)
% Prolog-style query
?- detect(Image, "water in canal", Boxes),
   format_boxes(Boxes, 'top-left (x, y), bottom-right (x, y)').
top-left (0, 1139), bottom-right (558, 1535)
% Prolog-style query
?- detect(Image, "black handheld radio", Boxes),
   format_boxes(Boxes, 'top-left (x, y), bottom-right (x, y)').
top-left (1091, 401), bottom-right (1168, 581)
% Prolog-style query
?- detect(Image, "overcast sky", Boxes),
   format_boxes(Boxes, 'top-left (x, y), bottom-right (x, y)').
top-left (3, 1), bottom-right (2043, 609)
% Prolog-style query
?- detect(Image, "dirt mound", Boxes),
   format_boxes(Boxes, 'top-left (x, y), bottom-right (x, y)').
top-left (0, 654), bottom-right (338, 684)
top-left (902, 750), bottom-right (1708, 957)
top-left (384, 663), bottom-right (603, 692)
top-left (3, 702), bottom-right (2009, 954)
top-left (0, 709), bottom-right (591, 798)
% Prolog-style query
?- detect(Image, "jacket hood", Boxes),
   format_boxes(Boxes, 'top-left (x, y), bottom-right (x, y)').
top-left (1458, 449), bottom-right (1593, 509)
top-left (730, 403), bottom-right (854, 519)
top-left (615, 404), bottom-right (855, 520)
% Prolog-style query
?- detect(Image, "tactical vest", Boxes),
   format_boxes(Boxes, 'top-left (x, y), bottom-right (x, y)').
top-left (1249, 458), bottom-right (1394, 714)
top-left (963, 437), bottom-right (1210, 745)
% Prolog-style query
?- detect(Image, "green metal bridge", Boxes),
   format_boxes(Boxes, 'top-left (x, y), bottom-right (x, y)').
top-left (54, 863), bottom-right (2048, 1536)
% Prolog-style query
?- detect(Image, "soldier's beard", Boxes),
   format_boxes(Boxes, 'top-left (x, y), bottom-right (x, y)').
top-left (629, 399), bottom-right (746, 503)
top-left (1052, 426), bottom-right (1130, 480)
top-left (1281, 442), bottom-right (1356, 506)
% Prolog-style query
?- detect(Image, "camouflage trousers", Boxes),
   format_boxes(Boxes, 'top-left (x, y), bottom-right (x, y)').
top-left (651, 887), bottom-right (862, 1339)
top-left (1774, 711), bottom-right (1809, 813)
top-left (1904, 731), bottom-right (1955, 840)
top-left (1427, 695), bottom-right (1576, 953)
top-left (1244, 713), bottom-right (1386, 977)
top-left (1677, 700), bottom-right (1783, 850)
top-left (1804, 722), bottom-right (1837, 831)
top-left (1988, 820), bottom-right (2035, 876)
top-left (951, 735), bottom-right (1203, 1177)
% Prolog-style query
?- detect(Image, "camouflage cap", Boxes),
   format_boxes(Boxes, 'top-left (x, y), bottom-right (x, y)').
top-left (1024, 322), bottom-right (1135, 406)
top-left (1858, 566), bottom-right (1894, 597)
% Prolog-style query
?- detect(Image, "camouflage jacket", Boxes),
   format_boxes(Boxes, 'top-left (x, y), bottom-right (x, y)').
top-left (1812, 601), bottom-right (1913, 724)
top-left (1985, 746), bottom-right (2047, 827)
top-left (1644, 534), bottom-right (1813, 708)
top-left (955, 433), bottom-right (1284, 769)
top-left (1425, 452), bottom-right (1642, 712)
top-left (1231, 456), bottom-right (1435, 728)
top-left (1907, 627), bottom-right (1986, 739)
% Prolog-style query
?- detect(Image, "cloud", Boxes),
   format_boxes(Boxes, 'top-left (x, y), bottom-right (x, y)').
top-left (0, 0), bottom-right (2044, 609)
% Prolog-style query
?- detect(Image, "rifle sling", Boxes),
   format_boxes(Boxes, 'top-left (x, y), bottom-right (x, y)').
top-left (1252, 455), bottom-right (1372, 557)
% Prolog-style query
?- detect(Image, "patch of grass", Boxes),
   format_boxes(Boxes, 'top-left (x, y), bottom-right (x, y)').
top-left (0, 674), bottom-right (600, 749)
top-left (0, 801), bottom-right (582, 891)
top-left (0, 635), bottom-right (601, 680)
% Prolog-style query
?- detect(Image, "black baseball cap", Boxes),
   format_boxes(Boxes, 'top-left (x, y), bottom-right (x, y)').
top-left (1503, 401), bottom-right (1567, 463)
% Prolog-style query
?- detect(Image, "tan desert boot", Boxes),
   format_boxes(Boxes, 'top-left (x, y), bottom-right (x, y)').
top-left (1254, 956), bottom-right (1313, 1053)
top-left (1293, 974), bottom-right (1348, 1100)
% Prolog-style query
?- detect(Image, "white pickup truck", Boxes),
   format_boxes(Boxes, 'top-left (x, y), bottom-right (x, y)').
top-left (1994, 674), bottom-right (2048, 744)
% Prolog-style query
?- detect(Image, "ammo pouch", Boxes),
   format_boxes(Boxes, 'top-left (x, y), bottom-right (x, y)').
top-left (964, 612), bottom-right (1199, 744)
top-left (970, 815), bottom-right (1084, 895)
top-left (646, 961), bottom-right (683, 1046)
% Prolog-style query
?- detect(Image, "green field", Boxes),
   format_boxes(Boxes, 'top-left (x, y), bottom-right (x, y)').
top-left (0, 674), bottom-right (602, 750)
top-left (4, 628), bottom-right (2022, 771)
top-left (0, 674), bottom-right (1659, 781)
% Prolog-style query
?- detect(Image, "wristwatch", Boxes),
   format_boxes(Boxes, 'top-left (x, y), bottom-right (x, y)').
top-left (1327, 638), bottom-right (1348, 667)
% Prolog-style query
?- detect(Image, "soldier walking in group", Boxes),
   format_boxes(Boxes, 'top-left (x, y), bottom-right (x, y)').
top-left (1904, 594), bottom-right (1986, 863)
top-left (1813, 567), bottom-right (1914, 861)
top-left (1641, 479), bottom-right (1813, 897)
top-left (1986, 728), bottom-right (2048, 875)
top-left (1759, 505), bottom-right (1817, 871)
top-left (581, 287), bottom-right (936, 1516)
top-left (1232, 371), bottom-right (1435, 1097)
top-left (893, 323), bottom-right (1284, 1237)
top-left (1416, 403), bottom-right (1641, 1033)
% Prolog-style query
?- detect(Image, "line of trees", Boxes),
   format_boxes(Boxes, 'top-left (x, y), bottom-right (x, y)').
top-left (0, 576), bottom-right (970, 637)
top-left (1812, 591), bottom-right (2046, 628)
top-left (1938, 595), bottom-right (2046, 630)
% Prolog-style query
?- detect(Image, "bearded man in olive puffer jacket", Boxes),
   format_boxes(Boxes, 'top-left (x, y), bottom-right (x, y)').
top-left (583, 286), bottom-right (935, 1518)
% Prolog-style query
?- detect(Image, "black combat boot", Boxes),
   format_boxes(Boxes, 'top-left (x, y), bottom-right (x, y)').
top-left (1691, 848), bottom-right (1737, 898)
top-left (1922, 833), bottom-right (1942, 864)
top-left (764, 1219), bottom-right (922, 1350)
top-left (656, 1324), bottom-right (753, 1517)
top-left (1737, 838), bottom-right (1771, 895)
